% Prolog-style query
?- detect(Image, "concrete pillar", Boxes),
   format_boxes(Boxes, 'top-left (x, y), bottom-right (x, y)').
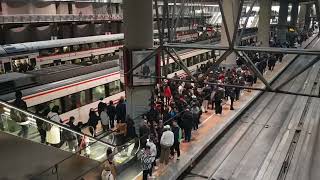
top-left (123, 0), bottom-right (153, 133)
top-left (298, 4), bottom-right (307, 30)
top-left (291, 0), bottom-right (299, 27)
top-left (278, 0), bottom-right (289, 44)
top-left (220, 0), bottom-right (239, 64)
top-left (257, 0), bottom-right (272, 47)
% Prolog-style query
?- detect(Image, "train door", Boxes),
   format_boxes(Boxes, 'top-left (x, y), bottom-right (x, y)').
top-left (3, 62), bottom-right (11, 73)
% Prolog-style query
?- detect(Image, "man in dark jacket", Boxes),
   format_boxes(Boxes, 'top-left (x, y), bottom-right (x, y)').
top-left (139, 120), bottom-right (150, 148)
top-left (107, 100), bottom-right (116, 128)
top-left (214, 87), bottom-right (224, 115)
top-left (116, 97), bottom-right (126, 123)
top-left (181, 107), bottom-right (193, 142)
top-left (97, 98), bottom-right (105, 116)
top-left (12, 90), bottom-right (28, 138)
top-left (147, 105), bottom-right (160, 123)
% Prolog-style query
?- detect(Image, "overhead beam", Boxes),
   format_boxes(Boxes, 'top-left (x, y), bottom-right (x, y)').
top-left (275, 56), bottom-right (320, 90)
top-left (165, 47), bottom-right (198, 81)
top-left (236, 51), bottom-right (273, 90)
top-left (218, 0), bottom-right (232, 46)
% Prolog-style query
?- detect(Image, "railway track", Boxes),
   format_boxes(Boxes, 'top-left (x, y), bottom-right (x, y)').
top-left (182, 39), bottom-right (320, 180)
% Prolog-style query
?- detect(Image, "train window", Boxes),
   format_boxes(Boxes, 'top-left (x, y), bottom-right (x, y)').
top-left (203, 53), bottom-right (207, 61)
top-left (92, 85), bottom-right (106, 102)
top-left (80, 89), bottom-right (92, 106)
top-left (62, 94), bottom-right (79, 112)
top-left (99, 42), bottom-right (106, 48)
top-left (108, 41), bottom-right (113, 47)
top-left (187, 58), bottom-right (192, 67)
top-left (200, 54), bottom-right (204, 62)
top-left (109, 80), bottom-right (121, 96)
top-left (49, 98), bottom-right (62, 114)
top-left (63, 46), bottom-right (70, 53)
top-left (91, 43), bottom-right (98, 49)
top-left (207, 52), bottom-right (211, 59)
top-left (73, 45), bottom-right (80, 51)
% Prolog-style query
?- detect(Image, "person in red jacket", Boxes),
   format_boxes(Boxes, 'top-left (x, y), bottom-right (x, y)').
top-left (164, 84), bottom-right (172, 106)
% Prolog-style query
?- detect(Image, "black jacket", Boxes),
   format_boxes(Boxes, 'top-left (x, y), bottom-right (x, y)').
top-left (106, 104), bottom-right (116, 119)
top-left (181, 111), bottom-right (193, 129)
top-left (116, 103), bottom-right (126, 121)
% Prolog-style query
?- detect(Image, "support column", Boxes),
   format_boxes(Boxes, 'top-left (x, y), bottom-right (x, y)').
top-left (290, 0), bottom-right (299, 27)
top-left (257, 0), bottom-right (272, 47)
top-left (220, 0), bottom-right (240, 64)
top-left (298, 4), bottom-right (307, 31)
top-left (123, 0), bottom-right (153, 133)
top-left (277, 0), bottom-right (289, 44)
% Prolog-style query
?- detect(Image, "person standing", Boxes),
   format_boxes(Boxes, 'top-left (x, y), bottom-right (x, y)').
top-left (160, 125), bottom-right (174, 165)
top-left (11, 90), bottom-right (29, 138)
top-left (214, 88), bottom-right (223, 115)
top-left (181, 107), bottom-right (193, 142)
top-left (146, 137), bottom-right (157, 177)
top-left (46, 106), bottom-right (62, 148)
top-left (139, 120), bottom-right (150, 148)
top-left (115, 97), bottom-right (126, 123)
top-left (100, 105), bottom-right (110, 132)
top-left (140, 145), bottom-right (154, 180)
top-left (191, 103), bottom-right (200, 130)
top-left (86, 108), bottom-right (100, 136)
top-left (170, 120), bottom-right (182, 160)
top-left (107, 101), bottom-right (116, 128)
top-left (64, 116), bottom-right (78, 152)
top-left (98, 98), bottom-right (105, 116)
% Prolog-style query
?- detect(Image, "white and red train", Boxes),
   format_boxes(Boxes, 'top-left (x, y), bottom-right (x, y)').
top-left (0, 49), bottom-right (217, 123)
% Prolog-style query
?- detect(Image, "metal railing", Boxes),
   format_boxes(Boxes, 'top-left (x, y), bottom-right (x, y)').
top-left (0, 13), bottom-right (212, 24)
top-left (0, 14), bottom-right (123, 24)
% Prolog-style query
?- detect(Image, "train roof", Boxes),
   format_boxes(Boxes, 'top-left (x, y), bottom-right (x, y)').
top-left (0, 26), bottom-right (197, 55)
top-left (1, 34), bottom-right (124, 55)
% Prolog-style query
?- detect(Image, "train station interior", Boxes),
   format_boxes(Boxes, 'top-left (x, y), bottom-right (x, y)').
top-left (0, 0), bottom-right (320, 180)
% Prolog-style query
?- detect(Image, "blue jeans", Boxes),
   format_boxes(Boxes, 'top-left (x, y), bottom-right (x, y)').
top-left (184, 128), bottom-right (192, 142)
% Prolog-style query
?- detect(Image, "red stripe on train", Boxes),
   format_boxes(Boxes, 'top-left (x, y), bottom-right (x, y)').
top-left (23, 71), bottom-right (120, 100)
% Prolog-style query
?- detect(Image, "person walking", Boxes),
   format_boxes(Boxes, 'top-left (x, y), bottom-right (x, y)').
top-left (160, 125), bottom-right (174, 165)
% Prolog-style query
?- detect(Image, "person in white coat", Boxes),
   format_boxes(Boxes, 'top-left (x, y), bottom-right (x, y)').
top-left (160, 125), bottom-right (174, 165)
top-left (46, 106), bottom-right (62, 148)
top-left (100, 105), bottom-right (110, 132)
top-left (146, 137), bottom-right (157, 177)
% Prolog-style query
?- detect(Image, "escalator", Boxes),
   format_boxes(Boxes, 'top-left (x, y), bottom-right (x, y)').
top-left (0, 100), bottom-right (140, 179)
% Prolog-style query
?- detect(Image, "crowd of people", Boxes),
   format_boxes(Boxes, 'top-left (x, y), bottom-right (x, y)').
top-left (6, 31), bottom-right (312, 180)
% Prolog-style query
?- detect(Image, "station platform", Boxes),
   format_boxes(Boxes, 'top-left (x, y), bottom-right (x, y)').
top-left (117, 35), bottom-right (319, 180)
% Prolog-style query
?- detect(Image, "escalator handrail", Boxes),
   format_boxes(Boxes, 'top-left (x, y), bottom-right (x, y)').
top-left (0, 99), bottom-right (116, 147)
